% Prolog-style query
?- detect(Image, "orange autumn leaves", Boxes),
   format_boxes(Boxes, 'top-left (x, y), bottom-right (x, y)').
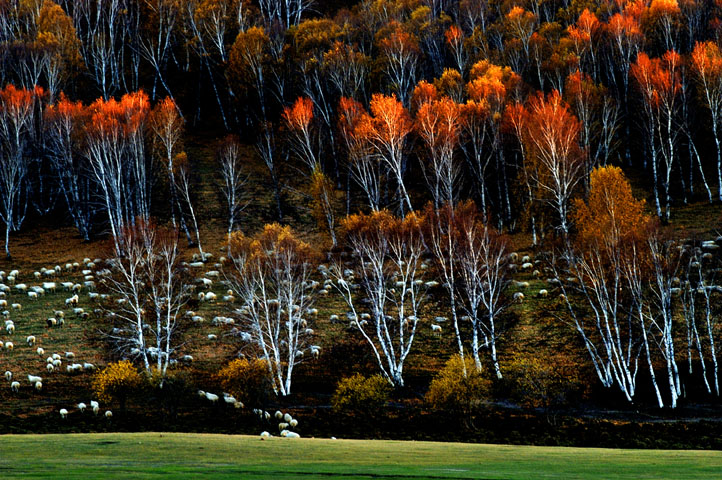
top-left (573, 165), bottom-right (651, 247)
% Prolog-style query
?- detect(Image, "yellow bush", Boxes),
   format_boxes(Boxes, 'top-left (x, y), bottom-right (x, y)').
top-left (92, 360), bottom-right (142, 407)
top-left (425, 355), bottom-right (490, 416)
top-left (332, 373), bottom-right (391, 414)
top-left (216, 358), bottom-right (271, 407)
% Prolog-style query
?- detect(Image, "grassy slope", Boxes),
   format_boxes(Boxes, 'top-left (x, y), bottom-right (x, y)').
top-left (1, 432), bottom-right (721, 479)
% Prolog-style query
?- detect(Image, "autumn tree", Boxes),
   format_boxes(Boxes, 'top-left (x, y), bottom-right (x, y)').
top-left (632, 51), bottom-right (681, 222)
top-left (378, 23), bottom-right (419, 108)
top-left (691, 41), bottom-right (722, 203)
top-left (0, 85), bottom-right (39, 258)
top-left (149, 96), bottom-right (192, 244)
top-left (462, 60), bottom-right (519, 225)
top-left (520, 90), bottom-right (585, 239)
top-left (560, 166), bottom-right (663, 406)
top-left (98, 221), bottom-right (192, 381)
top-left (226, 224), bottom-right (320, 396)
top-left (85, 91), bottom-right (152, 254)
top-left (44, 93), bottom-right (94, 241)
top-left (356, 94), bottom-right (414, 214)
top-left (415, 96), bottom-right (461, 208)
top-left (338, 96), bottom-right (381, 211)
top-left (282, 96), bottom-right (319, 173)
top-left (331, 210), bottom-right (426, 388)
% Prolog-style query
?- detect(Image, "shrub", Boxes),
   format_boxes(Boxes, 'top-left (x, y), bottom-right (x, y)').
top-left (216, 358), bottom-right (271, 407)
top-left (504, 355), bottom-right (585, 424)
top-left (425, 355), bottom-right (490, 422)
top-left (92, 360), bottom-right (142, 411)
top-left (332, 373), bottom-right (391, 415)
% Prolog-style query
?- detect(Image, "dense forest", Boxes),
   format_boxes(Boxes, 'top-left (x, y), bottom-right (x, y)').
top-left (0, 0), bottom-right (722, 444)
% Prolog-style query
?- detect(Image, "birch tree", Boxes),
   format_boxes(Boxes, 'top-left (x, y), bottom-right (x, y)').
top-left (226, 224), bottom-right (319, 396)
top-left (0, 85), bottom-right (37, 258)
top-left (331, 210), bottom-right (426, 388)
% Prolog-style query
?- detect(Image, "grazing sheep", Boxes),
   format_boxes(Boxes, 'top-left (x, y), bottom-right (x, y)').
top-left (59, 409), bottom-right (68, 419)
top-left (105, 410), bottom-right (112, 418)
top-left (27, 291), bottom-right (38, 300)
top-left (34, 381), bottom-right (42, 391)
top-left (46, 318), bottom-right (57, 328)
top-left (521, 262), bottom-right (533, 270)
top-left (53, 360), bottom-right (62, 368)
top-left (204, 292), bottom-right (217, 302)
top-left (11, 303), bottom-right (20, 310)
top-left (207, 334), bottom-right (217, 340)
top-left (0, 299), bottom-right (6, 308)
top-left (289, 419), bottom-right (298, 428)
top-left (37, 347), bottom-right (44, 355)
top-left (4, 370), bottom-right (11, 381)
top-left (310, 345), bottom-right (320, 358)
top-left (83, 363), bottom-right (95, 371)
top-left (538, 289), bottom-right (549, 298)
top-left (283, 413), bottom-right (292, 423)
top-left (77, 402), bottom-right (86, 413)
top-left (513, 292), bottom-right (525, 303)
top-left (46, 364), bottom-right (54, 373)
top-left (260, 431), bottom-right (271, 439)
top-left (65, 294), bottom-right (79, 306)
top-left (278, 422), bottom-right (289, 431)
top-left (4, 341), bottom-right (13, 350)
top-left (10, 381), bottom-right (19, 392)
top-left (6, 323), bottom-right (14, 334)
top-left (275, 410), bottom-right (283, 420)
top-left (42, 282), bottom-right (56, 292)
top-left (281, 431), bottom-right (300, 438)
top-left (431, 324), bottom-right (442, 335)
top-left (204, 392), bottom-right (219, 403)
top-left (65, 351), bottom-right (75, 359)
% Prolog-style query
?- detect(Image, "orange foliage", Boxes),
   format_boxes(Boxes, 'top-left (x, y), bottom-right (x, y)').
top-left (573, 166), bottom-right (650, 247)
top-left (411, 80), bottom-right (438, 113)
top-left (282, 96), bottom-right (314, 132)
top-left (356, 93), bottom-right (412, 148)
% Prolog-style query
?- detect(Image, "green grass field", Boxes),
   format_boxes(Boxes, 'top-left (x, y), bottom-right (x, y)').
top-left (0, 432), bottom-right (720, 479)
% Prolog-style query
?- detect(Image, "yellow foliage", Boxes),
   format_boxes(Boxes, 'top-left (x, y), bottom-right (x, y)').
top-left (573, 165), bottom-right (649, 247)
top-left (332, 373), bottom-right (391, 414)
top-left (92, 360), bottom-right (142, 404)
top-left (216, 358), bottom-right (270, 407)
top-left (425, 355), bottom-right (490, 415)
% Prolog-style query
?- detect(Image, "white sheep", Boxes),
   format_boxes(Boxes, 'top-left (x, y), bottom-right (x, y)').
top-left (10, 303), bottom-right (20, 310)
top-left (83, 362), bottom-right (95, 371)
top-left (46, 364), bottom-right (54, 373)
top-left (4, 370), bottom-right (11, 381)
top-left (6, 323), bottom-right (14, 334)
top-left (513, 292), bottom-right (525, 303)
top-left (204, 392), bottom-right (219, 403)
top-left (431, 324), bottom-right (442, 335)
top-left (275, 410), bottom-right (283, 420)
top-left (65, 351), bottom-right (75, 359)
top-left (34, 381), bottom-right (42, 391)
top-left (59, 408), bottom-right (69, 419)
top-left (310, 345), bottom-right (320, 358)
top-left (37, 347), bottom-right (44, 355)
top-left (105, 410), bottom-right (112, 418)
top-left (281, 431), bottom-right (300, 438)
top-left (521, 262), bottom-right (533, 270)
top-left (278, 422), bottom-right (289, 431)
top-left (77, 402), bottom-right (86, 413)
top-left (26, 336), bottom-right (36, 346)
top-left (289, 419), bottom-right (298, 428)
top-left (207, 334), bottom-right (217, 340)
top-left (4, 341), bottom-right (13, 350)
top-left (65, 294), bottom-right (79, 306)
top-left (283, 413), bottom-right (292, 423)
top-left (538, 289), bottom-right (549, 298)
top-left (27, 291), bottom-right (38, 300)
top-left (10, 381), bottom-right (19, 392)
top-left (0, 299), bottom-right (7, 308)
